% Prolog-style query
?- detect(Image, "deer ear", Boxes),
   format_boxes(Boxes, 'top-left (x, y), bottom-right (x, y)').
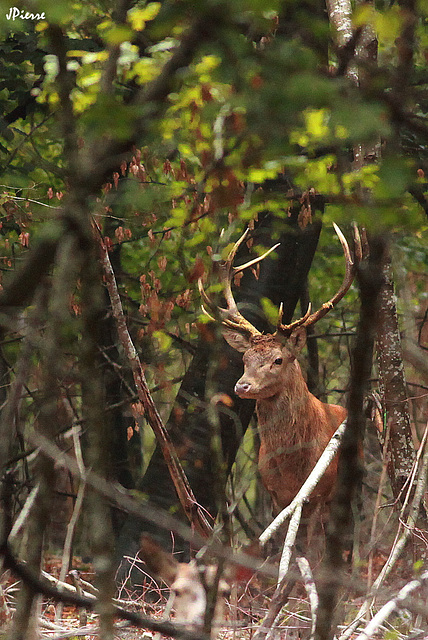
top-left (288, 327), bottom-right (306, 356)
top-left (139, 534), bottom-right (179, 585)
top-left (222, 328), bottom-right (251, 353)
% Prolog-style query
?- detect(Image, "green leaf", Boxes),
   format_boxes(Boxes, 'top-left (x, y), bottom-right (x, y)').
top-left (128, 3), bottom-right (161, 31)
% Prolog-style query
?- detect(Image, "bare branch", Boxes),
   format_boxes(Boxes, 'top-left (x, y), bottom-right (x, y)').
top-left (296, 557), bottom-right (318, 640)
top-left (98, 231), bottom-right (212, 538)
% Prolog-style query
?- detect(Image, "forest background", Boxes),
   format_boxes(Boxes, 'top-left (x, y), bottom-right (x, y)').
top-left (0, 0), bottom-right (427, 639)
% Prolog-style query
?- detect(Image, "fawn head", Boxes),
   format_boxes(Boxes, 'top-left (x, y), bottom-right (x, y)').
top-left (139, 535), bottom-right (230, 632)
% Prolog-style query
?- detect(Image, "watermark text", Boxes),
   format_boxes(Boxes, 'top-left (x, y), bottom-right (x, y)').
top-left (6, 7), bottom-right (45, 21)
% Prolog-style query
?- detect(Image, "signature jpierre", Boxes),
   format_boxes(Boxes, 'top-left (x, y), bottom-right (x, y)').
top-left (6, 7), bottom-right (46, 21)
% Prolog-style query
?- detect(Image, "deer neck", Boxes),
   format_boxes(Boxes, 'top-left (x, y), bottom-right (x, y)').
top-left (255, 360), bottom-right (317, 447)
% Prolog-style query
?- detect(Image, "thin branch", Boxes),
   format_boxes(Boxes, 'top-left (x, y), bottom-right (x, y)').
top-left (354, 569), bottom-right (428, 640)
top-left (98, 230), bottom-right (212, 538)
top-left (296, 557), bottom-right (318, 640)
top-left (277, 503), bottom-right (303, 583)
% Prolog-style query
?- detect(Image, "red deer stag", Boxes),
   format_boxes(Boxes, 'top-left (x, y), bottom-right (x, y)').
top-left (199, 225), bottom-right (360, 517)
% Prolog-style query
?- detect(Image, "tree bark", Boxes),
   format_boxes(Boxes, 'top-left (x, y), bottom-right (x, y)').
top-left (376, 252), bottom-right (415, 499)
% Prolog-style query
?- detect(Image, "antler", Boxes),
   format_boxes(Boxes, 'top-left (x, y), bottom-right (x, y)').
top-left (198, 229), bottom-right (280, 338)
top-left (276, 223), bottom-right (361, 337)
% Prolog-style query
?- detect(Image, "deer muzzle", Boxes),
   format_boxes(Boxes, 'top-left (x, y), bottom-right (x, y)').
top-left (234, 381), bottom-right (252, 397)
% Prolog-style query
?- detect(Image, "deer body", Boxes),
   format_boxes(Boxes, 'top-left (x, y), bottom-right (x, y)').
top-left (229, 329), bottom-right (346, 513)
top-left (199, 224), bottom-right (359, 518)
top-left (233, 334), bottom-right (346, 512)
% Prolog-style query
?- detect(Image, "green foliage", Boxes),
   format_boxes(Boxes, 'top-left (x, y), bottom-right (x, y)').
top-left (0, 2), bottom-right (427, 614)
top-left (0, 0), bottom-right (426, 404)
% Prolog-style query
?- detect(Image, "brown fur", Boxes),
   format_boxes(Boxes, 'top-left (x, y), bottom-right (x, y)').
top-left (225, 329), bottom-right (347, 515)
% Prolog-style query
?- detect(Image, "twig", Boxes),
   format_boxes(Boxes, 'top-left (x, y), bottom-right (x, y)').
top-left (44, 622), bottom-right (132, 639)
top-left (296, 556), bottom-right (318, 640)
top-left (277, 503), bottom-right (302, 583)
top-left (41, 626), bottom-right (98, 639)
top-left (56, 428), bottom-right (87, 622)
top-left (366, 402), bottom-right (391, 596)
top-left (41, 571), bottom-right (95, 602)
top-left (8, 485), bottom-right (40, 542)
top-left (69, 571), bottom-right (87, 627)
top-left (69, 571), bottom-right (98, 598)
top-left (354, 569), bottom-right (428, 640)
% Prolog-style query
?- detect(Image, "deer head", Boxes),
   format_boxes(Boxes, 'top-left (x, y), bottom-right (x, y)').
top-left (139, 535), bottom-right (230, 633)
top-left (199, 223), bottom-right (360, 401)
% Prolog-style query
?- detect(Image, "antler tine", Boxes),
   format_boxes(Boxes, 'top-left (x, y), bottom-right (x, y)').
top-left (219, 230), bottom-right (281, 338)
top-left (198, 228), bottom-right (281, 339)
top-left (200, 303), bottom-right (216, 323)
top-left (200, 302), bottom-right (256, 335)
top-left (233, 242), bottom-right (281, 276)
top-left (198, 270), bottom-right (236, 325)
top-left (199, 274), bottom-right (247, 327)
top-left (276, 302), bottom-right (312, 336)
top-left (332, 222), bottom-right (352, 266)
top-left (219, 257), bottom-right (262, 338)
top-left (226, 228), bottom-right (251, 266)
top-left (198, 277), bottom-right (217, 313)
top-left (276, 224), bottom-right (357, 337)
top-left (297, 223), bottom-right (356, 330)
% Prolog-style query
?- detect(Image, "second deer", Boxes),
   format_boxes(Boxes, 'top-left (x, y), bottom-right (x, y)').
top-left (199, 225), bottom-right (360, 518)
top-left (139, 534), bottom-right (231, 636)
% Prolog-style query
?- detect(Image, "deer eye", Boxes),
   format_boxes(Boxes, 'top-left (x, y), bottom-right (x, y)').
top-left (274, 357), bottom-right (283, 365)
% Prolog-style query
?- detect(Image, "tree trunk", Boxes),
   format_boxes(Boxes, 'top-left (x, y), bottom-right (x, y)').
top-left (315, 237), bottom-right (387, 640)
top-left (376, 251), bottom-right (415, 499)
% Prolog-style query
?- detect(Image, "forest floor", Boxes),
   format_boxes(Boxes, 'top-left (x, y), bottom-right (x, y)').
top-left (0, 548), bottom-right (423, 640)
